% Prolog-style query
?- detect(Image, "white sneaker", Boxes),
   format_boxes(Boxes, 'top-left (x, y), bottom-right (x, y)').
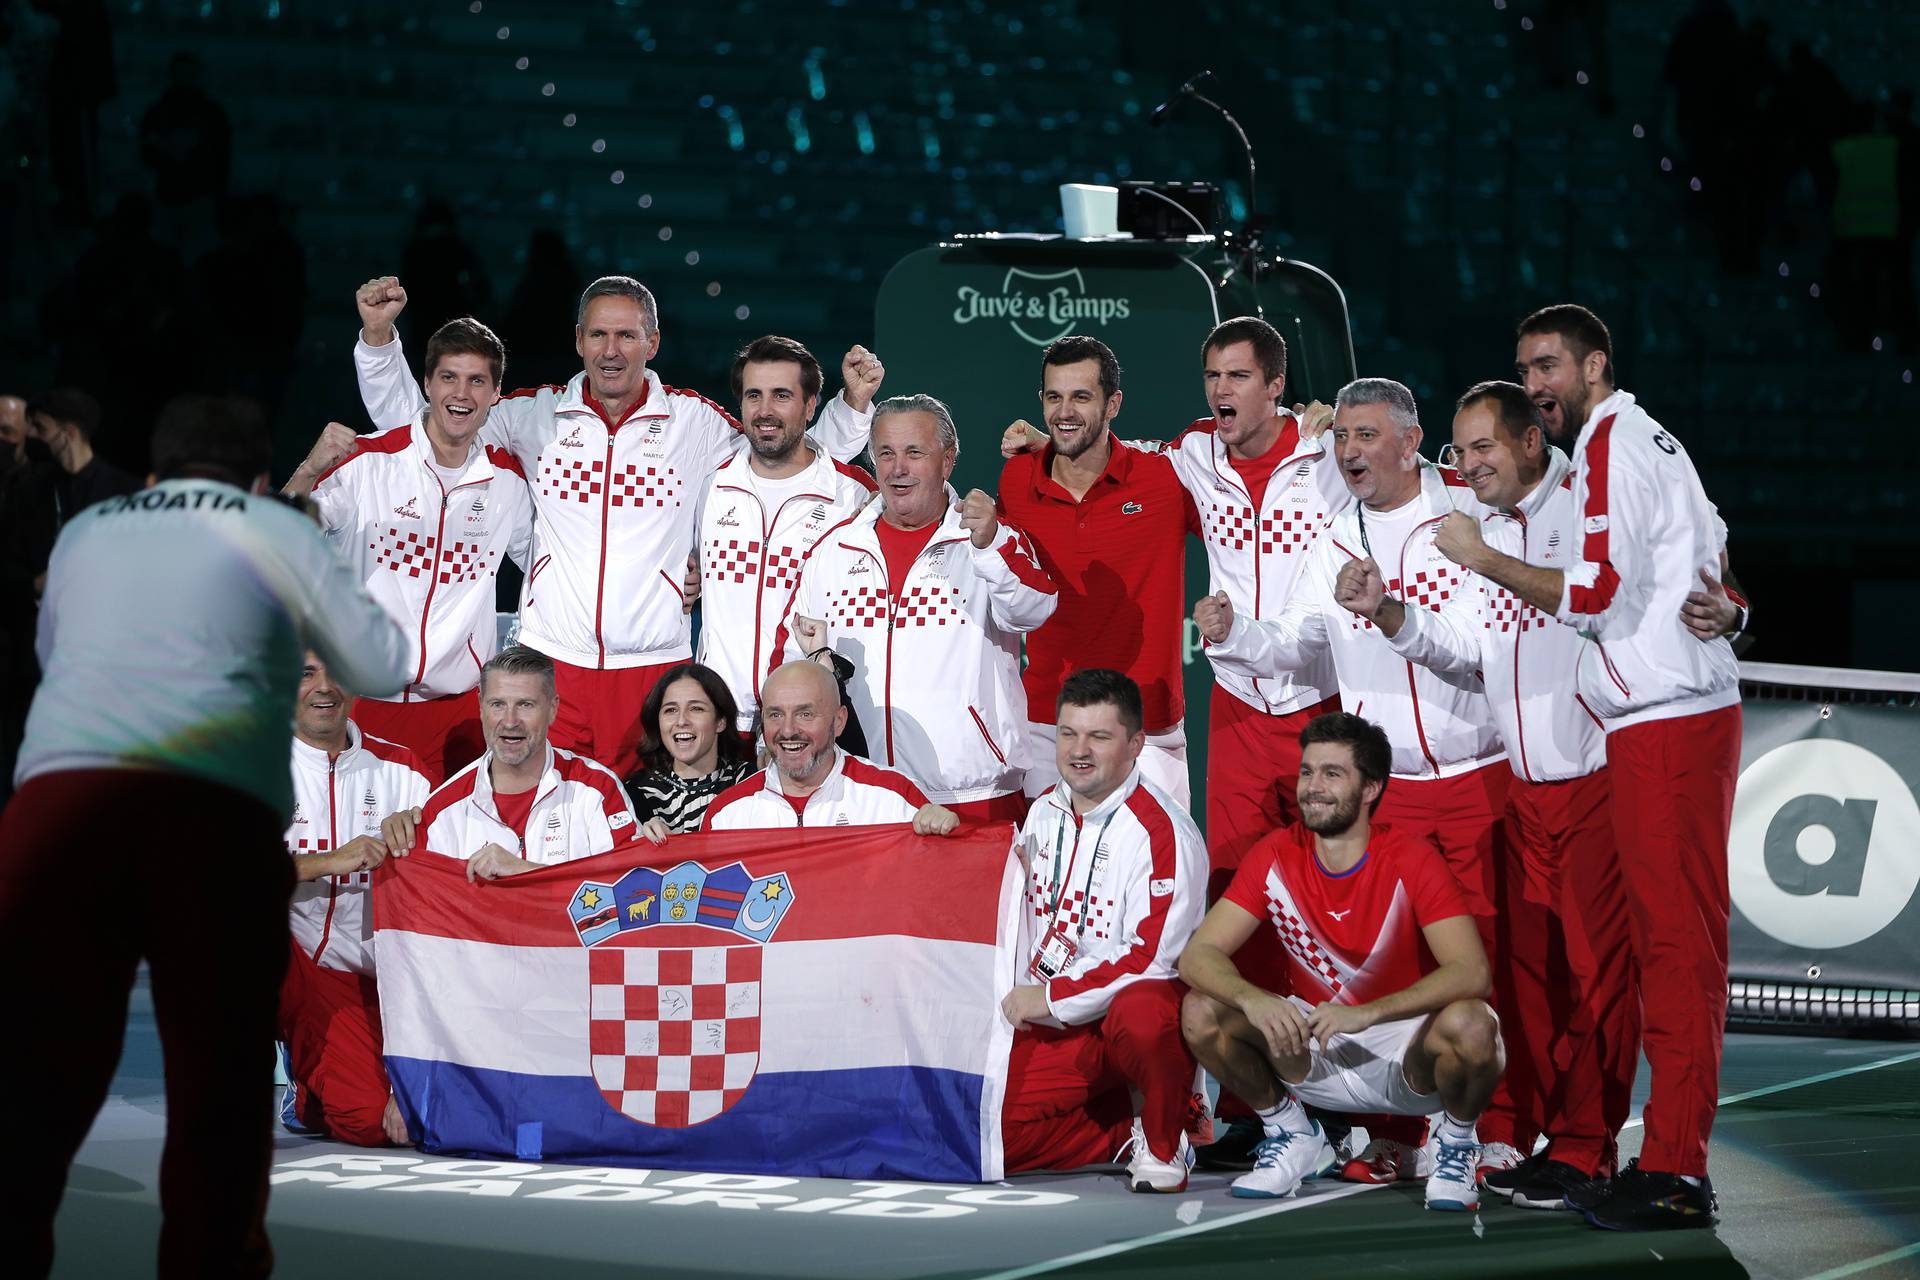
top-left (1119, 1118), bottom-right (1194, 1193)
top-left (1474, 1140), bottom-right (1524, 1188)
top-left (1425, 1136), bottom-right (1481, 1211)
top-left (1230, 1122), bottom-right (1335, 1199)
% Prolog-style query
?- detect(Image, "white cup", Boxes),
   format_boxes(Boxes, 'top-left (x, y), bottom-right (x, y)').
top-left (1060, 183), bottom-right (1121, 238)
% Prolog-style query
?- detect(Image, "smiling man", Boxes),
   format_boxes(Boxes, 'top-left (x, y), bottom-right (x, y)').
top-left (703, 658), bottom-right (957, 833)
top-left (1195, 376), bottom-right (1529, 1181)
top-left (773, 395), bottom-right (1058, 821)
top-left (999, 669), bottom-right (1209, 1193)
top-left (380, 646), bottom-right (636, 881)
top-left (996, 337), bottom-right (1199, 811)
top-left (278, 652), bottom-right (432, 1148)
top-left (693, 336), bottom-right (877, 731)
top-left (283, 317), bottom-right (532, 783)
top-left (340, 275), bottom-right (885, 779)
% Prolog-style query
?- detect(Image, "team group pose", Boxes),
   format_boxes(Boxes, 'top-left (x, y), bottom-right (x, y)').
top-left (2, 270), bottom-right (1749, 1274)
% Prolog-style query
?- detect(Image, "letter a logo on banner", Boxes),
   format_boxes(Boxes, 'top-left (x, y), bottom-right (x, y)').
top-left (1730, 739), bottom-right (1920, 949)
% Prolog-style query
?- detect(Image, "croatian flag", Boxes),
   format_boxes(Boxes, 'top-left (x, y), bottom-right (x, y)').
top-left (374, 824), bottom-right (1022, 1182)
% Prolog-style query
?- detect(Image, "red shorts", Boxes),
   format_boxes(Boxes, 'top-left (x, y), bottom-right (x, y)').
top-left (548, 658), bottom-right (680, 779)
top-left (351, 692), bottom-right (482, 786)
top-left (278, 942), bottom-right (391, 1147)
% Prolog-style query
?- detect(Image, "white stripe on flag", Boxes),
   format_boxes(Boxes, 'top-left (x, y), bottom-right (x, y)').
top-left (377, 931), bottom-right (1005, 1079)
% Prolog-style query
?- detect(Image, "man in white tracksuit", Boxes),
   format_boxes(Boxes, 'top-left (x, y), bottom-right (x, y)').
top-left (283, 316), bottom-right (531, 782)
top-left (693, 335), bottom-right (877, 730)
top-left (774, 395), bottom-right (1058, 823)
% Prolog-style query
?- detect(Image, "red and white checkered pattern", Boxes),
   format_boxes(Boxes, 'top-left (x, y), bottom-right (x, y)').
top-left (539, 457), bottom-right (605, 504)
top-left (827, 583), bottom-right (889, 628)
top-left (435, 540), bottom-right (494, 586)
top-left (1025, 883), bottom-right (1114, 941)
top-left (588, 944), bottom-right (761, 1127)
top-left (1204, 502), bottom-right (1258, 552)
top-left (610, 462), bottom-right (682, 509)
top-left (1484, 585), bottom-right (1547, 635)
top-left (1258, 506), bottom-right (1330, 556)
top-left (371, 526), bottom-right (436, 578)
top-left (1264, 874), bottom-right (1345, 998)
top-left (760, 544), bottom-right (809, 597)
top-left (704, 537), bottom-right (764, 585)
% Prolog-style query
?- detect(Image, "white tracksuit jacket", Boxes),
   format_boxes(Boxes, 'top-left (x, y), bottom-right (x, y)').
top-left (703, 749), bottom-right (930, 830)
top-left (286, 723), bottom-right (433, 974)
top-left (418, 743), bottom-right (637, 865)
top-left (1555, 389), bottom-right (1741, 730)
top-left (311, 416), bottom-right (533, 701)
top-left (1380, 448), bottom-right (1607, 784)
top-left (1015, 768), bottom-right (1209, 1026)
top-left (1207, 464), bottom-right (1506, 780)
top-left (773, 492), bottom-right (1060, 804)
top-left (357, 335), bottom-right (872, 670)
top-left (1142, 413), bottom-right (1350, 715)
top-left (694, 448), bottom-right (877, 727)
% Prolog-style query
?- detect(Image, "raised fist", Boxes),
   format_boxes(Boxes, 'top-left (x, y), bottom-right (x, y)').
top-left (287, 421), bottom-right (359, 495)
top-left (1001, 419), bottom-right (1047, 459)
top-left (1334, 557), bottom-right (1386, 620)
top-left (1193, 591), bottom-right (1235, 645)
top-left (956, 488), bottom-right (1000, 548)
top-left (356, 276), bottom-right (409, 345)
top-left (841, 345), bottom-right (885, 412)
top-left (1292, 399), bottom-right (1335, 440)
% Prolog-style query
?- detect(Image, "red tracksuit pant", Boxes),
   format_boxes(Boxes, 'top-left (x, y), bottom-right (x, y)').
top-left (1002, 979), bottom-right (1195, 1170)
top-left (1373, 760), bottom-right (1517, 1148)
top-left (349, 691), bottom-right (481, 787)
top-left (1503, 768), bottom-right (1639, 1176)
top-left (1608, 705), bottom-right (1742, 1178)
top-left (279, 942), bottom-right (392, 1147)
top-left (548, 657), bottom-right (681, 779)
top-left (1204, 690), bottom-right (1340, 882)
top-left (0, 769), bottom-right (290, 1279)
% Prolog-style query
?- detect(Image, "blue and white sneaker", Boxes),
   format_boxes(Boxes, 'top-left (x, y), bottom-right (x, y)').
top-left (276, 1043), bottom-right (320, 1135)
top-left (1425, 1136), bottom-right (1482, 1211)
top-left (1230, 1122), bottom-right (1335, 1199)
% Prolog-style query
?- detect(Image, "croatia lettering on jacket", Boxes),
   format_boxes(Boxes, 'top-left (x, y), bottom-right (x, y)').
top-left (703, 750), bottom-right (929, 831)
top-left (1207, 464), bottom-right (1505, 780)
top-left (286, 722), bottom-right (433, 974)
top-left (773, 491), bottom-right (1059, 804)
top-left (357, 334), bottom-right (873, 671)
top-left (1016, 769), bottom-right (1208, 1026)
top-left (694, 449), bottom-right (876, 727)
top-left (1554, 389), bottom-right (1741, 729)
top-left (1139, 412), bottom-right (1350, 716)
top-left (311, 416), bottom-right (533, 702)
top-left (1381, 447), bottom-right (1607, 783)
top-left (418, 744), bottom-right (636, 864)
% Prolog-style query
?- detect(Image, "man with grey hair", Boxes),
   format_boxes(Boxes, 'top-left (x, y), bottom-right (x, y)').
top-left (381, 645), bottom-right (637, 880)
top-left (1194, 376), bottom-right (1526, 1182)
top-left (320, 273), bottom-right (887, 779)
top-left (773, 394), bottom-right (1059, 821)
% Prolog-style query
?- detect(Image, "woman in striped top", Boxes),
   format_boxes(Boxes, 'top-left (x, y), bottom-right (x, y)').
top-left (624, 663), bottom-right (754, 838)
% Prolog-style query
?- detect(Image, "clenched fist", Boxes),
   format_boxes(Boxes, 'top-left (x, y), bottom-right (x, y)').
top-left (1001, 419), bottom-right (1047, 458)
top-left (284, 421), bottom-right (360, 497)
top-left (841, 345), bottom-right (885, 413)
top-left (1334, 557), bottom-right (1386, 620)
top-left (956, 488), bottom-right (1001, 548)
top-left (1292, 399), bottom-right (1335, 440)
top-left (1194, 590), bottom-right (1235, 645)
top-left (1432, 511), bottom-right (1487, 570)
top-left (792, 614), bottom-right (829, 660)
top-left (357, 276), bottom-right (408, 346)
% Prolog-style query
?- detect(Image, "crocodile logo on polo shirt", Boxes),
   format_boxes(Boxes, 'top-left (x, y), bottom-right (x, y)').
top-left (1121, 501), bottom-right (1143, 515)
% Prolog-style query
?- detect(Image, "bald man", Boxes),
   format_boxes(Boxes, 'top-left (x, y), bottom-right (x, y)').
top-left (704, 661), bottom-right (960, 832)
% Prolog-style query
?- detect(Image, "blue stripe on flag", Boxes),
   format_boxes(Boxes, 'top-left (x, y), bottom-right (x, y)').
top-left (387, 1057), bottom-right (987, 1182)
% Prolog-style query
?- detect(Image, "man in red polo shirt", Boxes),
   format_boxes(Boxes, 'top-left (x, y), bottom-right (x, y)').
top-left (1000, 336), bottom-right (1199, 811)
